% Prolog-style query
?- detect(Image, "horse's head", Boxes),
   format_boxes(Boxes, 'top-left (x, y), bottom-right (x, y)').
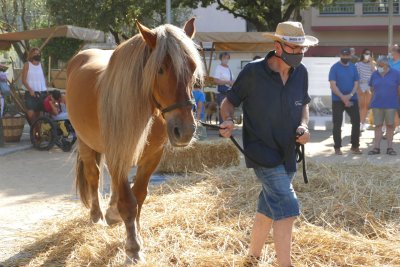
top-left (137, 18), bottom-right (203, 147)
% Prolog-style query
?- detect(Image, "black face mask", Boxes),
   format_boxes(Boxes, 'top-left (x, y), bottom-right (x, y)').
top-left (32, 55), bottom-right (41, 62)
top-left (276, 43), bottom-right (304, 68)
top-left (340, 58), bottom-right (350, 65)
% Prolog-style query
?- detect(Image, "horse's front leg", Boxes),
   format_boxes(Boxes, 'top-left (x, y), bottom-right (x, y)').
top-left (114, 177), bottom-right (144, 263)
top-left (132, 144), bottom-right (165, 231)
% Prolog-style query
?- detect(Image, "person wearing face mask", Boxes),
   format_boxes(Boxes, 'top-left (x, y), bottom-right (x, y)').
top-left (22, 47), bottom-right (47, 124)
top-left (355, 49), bottom-right (376, 132)
top-left (329, 48), bottom-right (361, 155)
top-left (388, 45), bottom-right (400, 136)
top-left (368, 56), bottom-right (400, 156)
top-left (219, 21), bottom-right (318, 267)
top-left (213, 52), bottom-right (235, 124)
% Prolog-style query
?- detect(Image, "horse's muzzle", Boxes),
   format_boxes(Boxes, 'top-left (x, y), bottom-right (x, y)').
top-left (166, 117), bottom-right (195, 147)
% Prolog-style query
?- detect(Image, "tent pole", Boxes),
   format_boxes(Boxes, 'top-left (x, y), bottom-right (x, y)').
top-left (39, 27), bottom-right (58, 51)
top-left (199, 42), bottom-right (208, 75)
top-left (50, 43), bottom-right (85, 88)
top-left (207, 43), bottom-right (215, 78)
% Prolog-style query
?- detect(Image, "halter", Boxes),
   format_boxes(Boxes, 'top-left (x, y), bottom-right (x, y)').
top-left (152, 95), bottom-right (195, 115)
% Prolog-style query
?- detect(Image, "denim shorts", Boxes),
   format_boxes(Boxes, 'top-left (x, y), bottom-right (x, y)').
top-left (253, 165), bottom-right (299, 220)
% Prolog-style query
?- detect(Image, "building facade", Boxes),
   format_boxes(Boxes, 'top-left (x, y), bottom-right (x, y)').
top-left (303, 0), bottom-right (400, 57)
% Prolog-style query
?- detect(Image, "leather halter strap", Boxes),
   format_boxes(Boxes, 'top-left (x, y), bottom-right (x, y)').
top-left (152, 95), bottom-right (195, 115)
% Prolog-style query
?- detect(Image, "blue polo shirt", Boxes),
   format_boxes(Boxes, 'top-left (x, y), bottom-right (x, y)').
top-left (369, 68), bottom-right (400, 109)
top-left (329, 61), bottom-right (359, 102)
top-left (389, 58), bottom-right (400, 71)
top-left (227, 51), bottom-right (311, 172)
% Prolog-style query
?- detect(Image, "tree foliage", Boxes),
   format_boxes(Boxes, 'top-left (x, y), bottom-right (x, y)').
top-left (46, 0), bottom-right (192, 42)
top-left (0, 0), bottom-right (48, 61)
top-left (179, 0), bottom-right (337, 31)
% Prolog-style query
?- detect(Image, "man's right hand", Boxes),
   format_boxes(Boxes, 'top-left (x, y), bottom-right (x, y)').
top-left (29, 90), bottom-right (35, 97)
top-left (219, 120), bottom-right (234, 138)
top-left (340, 94), bottom-right (351, 107)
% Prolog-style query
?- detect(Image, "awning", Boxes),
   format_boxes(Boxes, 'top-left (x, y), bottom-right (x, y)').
top-left (0, 25), bottom-right (105, 50)
top-left (194, 32), bottom-right (274, 52)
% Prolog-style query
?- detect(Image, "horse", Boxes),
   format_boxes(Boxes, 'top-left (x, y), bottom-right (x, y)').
top-left (66, 18), bottom-right (204, 263)
top-left (205, 101), bottom-right (218, 124)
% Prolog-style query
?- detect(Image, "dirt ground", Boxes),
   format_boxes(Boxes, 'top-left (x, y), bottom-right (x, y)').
top-left (0, 125), bottom-right (399, 263)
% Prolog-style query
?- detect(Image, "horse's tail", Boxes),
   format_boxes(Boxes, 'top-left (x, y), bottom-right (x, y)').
top-left (75, 150), bottom-right (104, 208)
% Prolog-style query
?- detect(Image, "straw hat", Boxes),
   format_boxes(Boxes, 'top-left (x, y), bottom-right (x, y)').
top-left (263, 21), bottom-right (319, 47)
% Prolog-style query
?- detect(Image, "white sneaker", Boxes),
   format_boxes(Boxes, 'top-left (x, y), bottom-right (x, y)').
top-left (360, 123), bottom-right (365, 132)
top-left (394, 126), bottom-right (400, 135)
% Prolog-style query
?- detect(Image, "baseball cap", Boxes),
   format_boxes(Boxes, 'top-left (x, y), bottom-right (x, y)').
top-left (341, 48), bottom-right (351, 55)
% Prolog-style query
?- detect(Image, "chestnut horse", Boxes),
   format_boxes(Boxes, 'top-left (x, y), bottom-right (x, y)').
top-left (66, 18), bottom-right (203, 263)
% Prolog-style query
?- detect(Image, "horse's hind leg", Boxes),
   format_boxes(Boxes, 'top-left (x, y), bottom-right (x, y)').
top-left (76, 139), bottom-right (103, 223)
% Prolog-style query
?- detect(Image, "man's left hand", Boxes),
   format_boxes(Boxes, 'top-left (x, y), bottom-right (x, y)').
top-left (296, 125), bottom-right (310, 145)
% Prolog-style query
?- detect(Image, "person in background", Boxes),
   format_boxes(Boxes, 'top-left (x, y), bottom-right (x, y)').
top-left (350, 47), bottom-right (360, 63)
top-left (355, 49), bottom-right (376, 132)
top-left (0, 64), bottom-right (10, 117)
top-left (22, 47), bottom-right (47, 124)
top-left (219, 21), bottom-right (317, 267)
top-left (368, 56), bottom-right (400, 156)
top-left (389, 45), bottom-right (400, 135)
top-left (329, 48), bottom-right (361, 155)
top-left (43, 89), bottom-right (68, 120)
top-left (192, 87), bottom-right (206, 121)
top-left (213, 52), bottom-right (235, 123)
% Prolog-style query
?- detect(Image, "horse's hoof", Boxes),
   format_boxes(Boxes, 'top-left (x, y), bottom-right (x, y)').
top-left (105, 206), bottom-right (123, 226)
top-left (90, 209), bottom-right (103, 223)
top-left (125, 251), bottom-right (146, 265)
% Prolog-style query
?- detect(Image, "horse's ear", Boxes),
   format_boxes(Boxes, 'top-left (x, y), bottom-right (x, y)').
top-left (183, 17), bottom-right (196, 39)
top-left (136, 20), bottom-right (157, 49)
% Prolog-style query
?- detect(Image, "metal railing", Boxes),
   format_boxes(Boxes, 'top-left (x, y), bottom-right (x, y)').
top-left (320, 2), bottom-right (355, 15)
top-left (363, 1), bottom-right (399, 14)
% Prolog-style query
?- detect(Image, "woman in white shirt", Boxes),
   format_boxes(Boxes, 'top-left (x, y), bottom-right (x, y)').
top-left (355, 48), bottom-right (376, 131)
top-left (22, 47), bottom-right (47, 124)
top-left (213, 52), bottom-right (235, 123)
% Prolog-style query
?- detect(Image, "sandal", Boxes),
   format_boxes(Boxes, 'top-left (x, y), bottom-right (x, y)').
top-left (368, 148), bottom-right (380, 155)
top-left (387, 148), bottom-right (397, 156)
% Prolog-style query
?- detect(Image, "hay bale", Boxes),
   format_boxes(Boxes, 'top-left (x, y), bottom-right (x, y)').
top-left (156, 138), bottom-right (240, 173)
top-left (3, 162), bottom-right (400, 267)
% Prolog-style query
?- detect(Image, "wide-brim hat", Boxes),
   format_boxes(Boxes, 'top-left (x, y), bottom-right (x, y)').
top-left (263, 21), bottom-right (319, 47)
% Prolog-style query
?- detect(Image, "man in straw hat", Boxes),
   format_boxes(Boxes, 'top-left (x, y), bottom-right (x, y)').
top-left (219, 21), bottom-right (318, 266)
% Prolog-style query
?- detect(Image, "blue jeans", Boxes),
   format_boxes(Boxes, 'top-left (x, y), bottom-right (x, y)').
top-left (253, 165), bottom-right (299, 220)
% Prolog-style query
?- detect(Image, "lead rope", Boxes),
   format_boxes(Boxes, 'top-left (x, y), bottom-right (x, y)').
top-left (199, 121), bottom-right (308, 184)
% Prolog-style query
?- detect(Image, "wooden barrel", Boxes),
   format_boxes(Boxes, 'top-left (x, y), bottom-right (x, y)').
top-left (1, 116), bottom-right (26, 142)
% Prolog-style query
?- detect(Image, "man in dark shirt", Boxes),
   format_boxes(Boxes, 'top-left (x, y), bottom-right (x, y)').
top-left (219, 21), bottom-right (318, 266)
top-left (329, 48), bottom-right (361, 155)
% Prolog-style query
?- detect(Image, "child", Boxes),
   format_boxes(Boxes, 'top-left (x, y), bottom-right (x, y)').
top-left (43, 90), bottom-right (68, 120)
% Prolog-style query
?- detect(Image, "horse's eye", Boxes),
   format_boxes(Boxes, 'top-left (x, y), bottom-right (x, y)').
top-left (158, 67), bottom-right (164, 74)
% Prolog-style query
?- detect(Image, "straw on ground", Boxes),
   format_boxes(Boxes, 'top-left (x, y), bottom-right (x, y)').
top-left (2, 161), bottom-right (399, 267)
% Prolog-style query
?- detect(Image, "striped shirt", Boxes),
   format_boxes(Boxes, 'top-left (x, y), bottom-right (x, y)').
top-left (355, 61), bottom-right (374, 84)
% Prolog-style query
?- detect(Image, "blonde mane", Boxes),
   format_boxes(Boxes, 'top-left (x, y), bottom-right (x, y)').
top-left (98, 24), bottom-right (204, 180)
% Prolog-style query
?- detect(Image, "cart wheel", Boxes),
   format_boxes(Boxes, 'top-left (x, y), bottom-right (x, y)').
top-left (30, 116), bottom-right (57, 150)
